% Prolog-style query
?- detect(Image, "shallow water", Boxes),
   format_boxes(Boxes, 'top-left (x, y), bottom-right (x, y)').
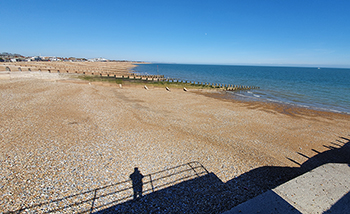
top-left (132, 64), bottom-right (350, 114)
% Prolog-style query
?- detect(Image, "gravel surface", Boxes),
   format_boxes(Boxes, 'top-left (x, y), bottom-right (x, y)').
top-left (1, 71), bottom-right (349, 213)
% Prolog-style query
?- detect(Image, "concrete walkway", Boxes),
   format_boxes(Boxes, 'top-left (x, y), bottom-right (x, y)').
top-left (223, 163), bottom-right (350, 214)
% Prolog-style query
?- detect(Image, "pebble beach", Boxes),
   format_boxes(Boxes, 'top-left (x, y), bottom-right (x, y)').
top-left (1, 70), bottom-right (350, 213)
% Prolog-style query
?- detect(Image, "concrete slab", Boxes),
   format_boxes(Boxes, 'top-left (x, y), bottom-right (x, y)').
top-left (223, 163), bottom-right (350, 214)
top-left (223, 190), bottom-right (301, 214)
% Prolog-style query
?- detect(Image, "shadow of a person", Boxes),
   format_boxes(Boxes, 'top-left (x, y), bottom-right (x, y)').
top-left (130, 167), bottom-right (144, 200)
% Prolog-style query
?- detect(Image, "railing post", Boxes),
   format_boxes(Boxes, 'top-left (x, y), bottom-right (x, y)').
top-left (90, 189), bottom-right (97, 213)
top-left (149, 174), bottom-right (155, 193)
top-left (187, 162), bottom-right (199, 177)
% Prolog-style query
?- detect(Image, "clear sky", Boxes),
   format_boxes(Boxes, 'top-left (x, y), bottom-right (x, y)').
top-left (1, 0), bottom-right (349, 68)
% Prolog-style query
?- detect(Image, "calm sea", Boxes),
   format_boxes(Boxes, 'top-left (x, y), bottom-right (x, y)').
top-left (132, 64), bottom-right (350, 114)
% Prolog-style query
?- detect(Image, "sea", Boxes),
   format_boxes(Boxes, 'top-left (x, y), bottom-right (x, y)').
top-left (132, 64), bottom-right (350, 114)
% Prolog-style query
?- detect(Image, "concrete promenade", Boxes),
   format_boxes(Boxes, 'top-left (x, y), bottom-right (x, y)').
top-left (223, 163), bottom-right (350, 214)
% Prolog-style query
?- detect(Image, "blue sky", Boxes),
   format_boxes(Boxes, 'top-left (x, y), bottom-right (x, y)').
top-left (1, 0), bottom-right (349, 67)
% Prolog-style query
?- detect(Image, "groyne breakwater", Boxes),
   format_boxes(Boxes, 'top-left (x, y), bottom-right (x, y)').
top-left (112, 74), bottom-right (259, 91)
top-left (0, 63), bottom-right (259, 91)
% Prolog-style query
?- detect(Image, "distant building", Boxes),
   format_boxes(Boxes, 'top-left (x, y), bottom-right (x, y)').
top-left (32, 56), bottom-right (43, 61)
top-left (0, 52), bottom-right (25, 62)
top-left (0, 52), bottom-right (108, 63)
top-left (88, 57), bottom-right (108, 62)
top-left (49, 57), bottom-right (60, 61)
top-left (76, 58), bottom-right (87, 62)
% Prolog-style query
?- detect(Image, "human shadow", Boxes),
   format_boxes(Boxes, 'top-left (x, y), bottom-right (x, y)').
top-left (130, 167), bottom-right (144, 200)
top-left (6, 137), bottom-right (350, 214)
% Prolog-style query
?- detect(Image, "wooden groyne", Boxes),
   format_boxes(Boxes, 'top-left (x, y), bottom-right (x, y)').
top-left (112, 75), bottom-right (259, 91)
top-left (0, 64), bottom-right (259, 91)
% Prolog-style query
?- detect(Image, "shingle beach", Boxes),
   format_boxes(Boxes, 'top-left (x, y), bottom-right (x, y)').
top-left (1, 70), bottom-right (349, 213)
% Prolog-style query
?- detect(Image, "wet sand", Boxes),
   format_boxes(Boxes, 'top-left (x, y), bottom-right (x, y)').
top-left (1, 71), bottom-right (349, 212)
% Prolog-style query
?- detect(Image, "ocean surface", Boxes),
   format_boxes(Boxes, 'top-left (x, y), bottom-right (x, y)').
top-left (132, 64), bottom-right (350, 114)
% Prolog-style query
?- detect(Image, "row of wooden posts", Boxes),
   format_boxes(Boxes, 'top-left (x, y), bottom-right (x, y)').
top-left (4, 66), bottom-right (259, 91)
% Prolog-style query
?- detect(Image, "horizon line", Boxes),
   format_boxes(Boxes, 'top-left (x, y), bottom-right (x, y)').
top-left (144, 61), bottom-right (350, 69)
top-left (2, 52), bottom-right (349, 69)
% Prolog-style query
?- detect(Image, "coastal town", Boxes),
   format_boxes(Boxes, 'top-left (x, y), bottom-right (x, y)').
top-left (0, 52), bottom-right (124, 62)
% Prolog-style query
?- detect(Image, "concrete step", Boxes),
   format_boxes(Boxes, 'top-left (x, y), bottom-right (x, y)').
top-left (222, 163), bottom-right (350, 214)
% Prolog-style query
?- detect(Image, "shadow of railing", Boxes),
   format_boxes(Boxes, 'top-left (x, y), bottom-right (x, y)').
top-left (6, 136), bottom-right (350, 213)
top-left (296, 136), bottom-right (350, 174)
top-left (223, 136), bottom-right (350, 212)
top-left (6, 161), bottom-right (209, 213)
top-left (101, 172), bottom-right (224, 214)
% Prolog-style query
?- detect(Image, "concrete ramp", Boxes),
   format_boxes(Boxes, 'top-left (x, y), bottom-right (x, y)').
top-left (223, 163), bottom-right (350, 214)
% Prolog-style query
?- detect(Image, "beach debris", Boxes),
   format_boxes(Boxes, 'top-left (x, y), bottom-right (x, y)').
top-left (119, 84), bottom-right (122, 88)
top-left (165, 87), bottom-right (170, 92)
top-left (183, 87), bottom-right (188, 92)
top-left (144, 85), bottom-right (149, 90)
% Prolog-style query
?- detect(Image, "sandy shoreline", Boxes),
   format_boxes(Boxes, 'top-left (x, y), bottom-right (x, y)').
top-left (1, 72), bottom-right (349, 213)
top-left (200, 90), bottom-right (350, 119)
